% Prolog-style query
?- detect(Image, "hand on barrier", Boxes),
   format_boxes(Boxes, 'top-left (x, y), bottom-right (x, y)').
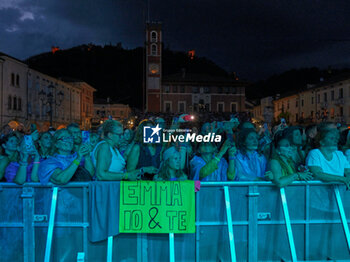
top-left (78, 143), bottom-right (92, 157)
top-left (143, 166), bottom-right (158, 174)
top-left (128, 170), bottom-right (142, 181)
top-left (264, 171), bottom-right (274, 180)
top-left (298, 172), bottom-right (313, 181)
top-left (341, 176), bottom-right (350, 190)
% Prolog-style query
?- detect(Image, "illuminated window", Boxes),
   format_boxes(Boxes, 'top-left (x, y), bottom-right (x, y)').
top-left (151, 31), bottom-right (157, 42)
top-left (151, 44), bottom-right (157, 55)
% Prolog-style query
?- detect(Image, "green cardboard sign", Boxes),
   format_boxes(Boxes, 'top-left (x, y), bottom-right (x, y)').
top-left (119, 181), bottom-right (195, 233)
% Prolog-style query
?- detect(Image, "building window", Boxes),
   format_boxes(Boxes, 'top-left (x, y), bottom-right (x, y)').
top-left (205, 104), bottom-right (210, 111)
top-left (311, 111), bottom-right (314, 117)
top-left (173, 86), bottom-right (177, 93)
top-left (217, 102), bottom-right (224, 112)
top-left (339, 88), bottom-right (344, 98)
top-left (151, 44), bottom-right (157, 56)
top-left (340, 107), bottom-right (344, 116)
top-left (317, 94), bottom-right (320, 103)
top-left (231, 87), bottom-right (236, 94)
top-left (324, 93), bottom-right (327, 102)
top-left (301, 99), bottom-right (304, 107)
top-left (311, 97), bottom-right (314, 104)
top-left (8, 96), bottom-right (12, 109)
top-left (204, 87), bottom-right (210, 94)
top-left (16, 74), bottom-right (20, 87)
top-left (223, 87), bottom-right (229, 94)
top-left (164, 101), bottom-right (172, 113)
top-left (18, 98), bottom-right (22, 111)
top-left (295, 100), bottom-right (298, 107)
top-left (193, 87), bottom-right (199, 93)
top-left (13, 97), bottom-right (17, 110)
top-left (231, 103), bottom-right (237, 113)
top-left (164, 86), bottom-right (170, 93)
top-left (331, 90), bottom-right (335, 100)
top-left (151, 31), bottom-right (157, 42)
top-left (178, 101), bottom-right (185, 113)
top-left (180, 86), bottom-right (185, 93)
top-left (11, 73), bottom-right (15, 86)
top-left (296, 113), bottom-right (299, 122)
top-left (218, 87), bottom-right (223, 94)
top-left (287, 101), bottom-right (290, 109)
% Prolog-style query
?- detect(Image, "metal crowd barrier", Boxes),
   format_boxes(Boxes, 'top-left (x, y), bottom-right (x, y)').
top-left (0, 181), bottom-right (350, 262)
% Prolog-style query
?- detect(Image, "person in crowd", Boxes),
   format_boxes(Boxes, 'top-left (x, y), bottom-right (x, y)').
top-left (37, 131), bottom-right (53, 160)
top-left (38, 129), bottom-right (93, 184)
top-left (238, 121), bottom-right (255, 131)
top-left (119, 128), bottom-right (135, 159)
top-left (5, 136), bottom-right (40, 184)
top-left (190, 140), bottom-right (236, 181)
top-left (127, 120), bottom-right (161, 180)
top-left (93, 120), bottom-right (154, 180)
top-left (67, 123), bottom-right (82, 153)
top-left (89, 132), bottom-right (100, 149)
top-left (306, 128), bottom-right (350, 188)
top-left (0, 133), bottom-right (19, 181)
top-left (234, 128), bottom-right (267, 181)
top-left (269, 137), bottom-right (313, 187)
top-left (153, 146), bottom-right (187, 181)
top-left (303, 124), bottom-right (318, 153)
top-left (283, 126), bottom-right (306, 167)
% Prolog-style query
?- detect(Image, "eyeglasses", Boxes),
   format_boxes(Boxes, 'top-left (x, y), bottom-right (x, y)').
top-left (57, 136), bottom-right (73, 142)
top-left (110, 131), bottom-right (124, 138)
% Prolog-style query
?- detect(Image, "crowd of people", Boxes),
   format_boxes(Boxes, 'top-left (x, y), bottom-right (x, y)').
top-left (0, 114), bottom-right (349, 189)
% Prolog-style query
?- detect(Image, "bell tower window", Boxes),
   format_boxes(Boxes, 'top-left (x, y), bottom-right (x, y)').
top-left (151, 44), bottom-right (157, 56)
top-left (151, 31), bottom-right (157, 42)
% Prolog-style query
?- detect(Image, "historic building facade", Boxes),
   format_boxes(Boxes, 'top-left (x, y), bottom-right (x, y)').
top-left (0, 52), bottom-right (95, 130)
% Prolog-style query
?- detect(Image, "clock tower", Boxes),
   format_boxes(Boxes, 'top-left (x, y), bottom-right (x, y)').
top-left (145, 22), bottom-right (162, 112)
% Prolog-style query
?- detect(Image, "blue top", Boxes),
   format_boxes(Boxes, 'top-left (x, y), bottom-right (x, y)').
top-left (234, 150), bottom-right (267, 181)
top-left (5, 161), bottom-right (33, 182)
top-left (38, 153), bottom-right (78, 184)
top-left (190, 155), bottom-right (228, 181)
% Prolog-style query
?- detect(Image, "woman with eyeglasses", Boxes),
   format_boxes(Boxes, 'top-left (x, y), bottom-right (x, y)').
top-left (269, 137), bottom-right (313, 187)
top-left (38, 129), bottom-right (92, 184)
top-left (92, 120), bottom-right (143, 180)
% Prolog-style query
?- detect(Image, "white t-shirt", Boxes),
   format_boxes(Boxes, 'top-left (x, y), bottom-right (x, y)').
top-left (306, 149), bottom-right (350, 176)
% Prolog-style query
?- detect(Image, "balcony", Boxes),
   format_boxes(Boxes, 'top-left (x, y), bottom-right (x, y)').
top-left (334, 98), bottom-right (344, 105)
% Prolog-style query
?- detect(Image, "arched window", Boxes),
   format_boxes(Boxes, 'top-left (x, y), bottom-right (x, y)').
top-left (13, 97), bottom-right (17, 110)
top-left (151, 31), bottom-right (157, 42)
top-left (8, 96), bottom-right (12, 110)
top-left (151, 44), bottom-right (157, 56)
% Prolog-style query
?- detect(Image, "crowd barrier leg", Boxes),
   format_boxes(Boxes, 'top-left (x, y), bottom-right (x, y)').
top-left (44, 187), bottom-right (59, 262)
top-left (224, 186), bottom-right (237, 262)
top-left (334, 185), bottom-right (350, 251)
top-left (280, 187), bottom-right (297, 262)
top-left (107, 236), bottom-right (113, 262)
top-left (169, 233), bottom-right (175, 262)
top-left (22, 187), bottom-right (35, 262)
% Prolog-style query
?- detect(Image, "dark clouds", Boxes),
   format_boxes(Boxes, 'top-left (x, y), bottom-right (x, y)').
top-left (1, 0), bottom-right (350, 80)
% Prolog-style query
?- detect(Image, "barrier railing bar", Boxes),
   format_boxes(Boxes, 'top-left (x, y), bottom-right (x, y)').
top-left (305, 184), bottom-right (310, 260)
top-left (169, 233), bottom-right (175, 262)
top-left (195, 190), bottom-right (200, 262)
top-left (107, 236), bottom-right (113, 262)
top-left (224, 186), bottom-right (237, 262)
top-left (22, 186), bottom-right (35, 262)
top-left (334, 185), bottom-right (350, 251)
top-left (248, 186), bottom-right (258, 262)
top-left (83, 186), bottom-right (88, 261)
top-left (280, 187), bottom-right (297, 262)
top-left (44, 187), bottom-right (58, 262)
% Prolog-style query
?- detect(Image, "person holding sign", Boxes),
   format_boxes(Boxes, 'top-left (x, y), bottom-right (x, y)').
top-left (153, 146), bottom-right (188, 181)
top-left (190, 140), bottom-right (236, 181)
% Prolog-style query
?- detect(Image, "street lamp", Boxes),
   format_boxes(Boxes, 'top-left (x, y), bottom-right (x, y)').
top-left (39, 84), bottom-right (64, 127)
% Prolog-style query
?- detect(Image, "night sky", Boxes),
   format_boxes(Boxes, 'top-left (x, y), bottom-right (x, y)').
top-left (1, 0), bottom-right (350, 80)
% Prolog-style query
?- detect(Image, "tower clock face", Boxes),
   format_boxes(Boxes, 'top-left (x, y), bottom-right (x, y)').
top-left (149, 64), bottom-right (159, 74)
